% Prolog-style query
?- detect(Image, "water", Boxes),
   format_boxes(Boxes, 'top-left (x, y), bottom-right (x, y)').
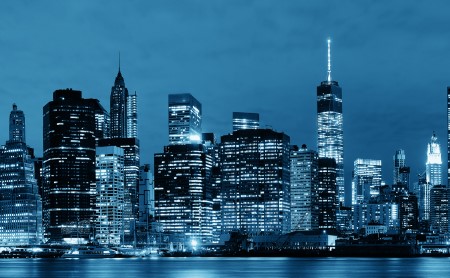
top-left (1, 257), bottom-right (450, 278)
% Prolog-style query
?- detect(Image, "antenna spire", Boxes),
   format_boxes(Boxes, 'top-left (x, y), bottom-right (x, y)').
top-left (118, 51), bottom-right (121, 73)
top-left (327, 38), bottom-right (331, 82)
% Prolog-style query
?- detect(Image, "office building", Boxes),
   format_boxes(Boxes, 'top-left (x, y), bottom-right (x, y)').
top-left (232, 112), bottom-right (259, 131)
top-left (352, 159), bottom-right (382, 204)
top-left (220, 129), bottom-right (291, 235)
top-left (154, 144), bottom-right (213, 243)
top-left (430, 185), bottom-right (449, 233)
top-left (98, 138), bottom-right (140, 244)
top-left (290, 144), bottom-right (319, 232)
top-left (42, 89), bottom-right (97, 243)
top-left (317, 39), bottom-right (344, 205)
top-left (168, 93), bottom-right (202, 144)
top-left (95, 146), bottom-right (125, 246)
top-left (317, 158), bottom-right (338, 230)
top-left (127, 92), bottom-right (138, 138)
top-left (0, 104), bottom-right (43, 246)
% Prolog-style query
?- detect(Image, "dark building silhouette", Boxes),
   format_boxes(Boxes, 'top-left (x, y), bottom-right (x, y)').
top-left (430, 185), bottom-right (449, 233)
top-left (110, 67), bottom-right (128, 139)
top-left (317, 158), bottom-right (338, 230)
top-left (42, 89), bottom-right (97, 242)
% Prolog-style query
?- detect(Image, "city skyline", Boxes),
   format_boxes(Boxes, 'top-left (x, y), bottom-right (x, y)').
top-left (0, 1), bottom-right (448, 188)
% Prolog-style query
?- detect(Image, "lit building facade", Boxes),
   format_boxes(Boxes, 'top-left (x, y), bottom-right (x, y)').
top-left (290, 144), bottom-right (318, 232)
top-left (352, 159), bottom-right (382, 204)
top-left (126, 92), bottom-right (138, 139)
top-left (95, 146), bottom-right (124, 246)
top-left (89, 99), bottom-right (110, 141)
top-left (448, 87), bottom-right (450, 186)
top-left (42, 89), bottom-right (97, 242)
top-left (393, 149), bottom-right (406, 185)
top-left (98, 138), bottom-right (140, 244)
top-left (220, 129), bottom-right (291, 235)
top-left (0, 104), bottom-right (43, 246)
top-left (168, 93), bottom-right (202, 145)
top-left (154, 144), bottom-right (213, 243)
top-left (317, 40), bottom-right (344, 205)
top-left (353, 202), bottom-right (399, 234)
top-left (430, 185), bottom-right (449, 233)
top-left (317, 158), bottom-right (338, 230)
top-left (232, 112), bottom-right (259, 131)
top-left (426, 133), bottom-right (442, 186)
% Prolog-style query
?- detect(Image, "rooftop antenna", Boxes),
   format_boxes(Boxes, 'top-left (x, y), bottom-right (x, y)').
top-left (118, 51), bottom-right (121, 73)
top-left (327, 38), bottom-right (331, 82)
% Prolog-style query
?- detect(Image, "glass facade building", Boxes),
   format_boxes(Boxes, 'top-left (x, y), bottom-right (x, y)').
top-left (430, 185), bottom-right (449, 233)
top-left (232, 112), bottom-right (259, 131)
top-left (95, 146), bottom-right (124, 246)
top-left (0, 104), bottom-right (43, 246)
top-left (393, 149), bottom-right (406, 185)
top-left (317, 80), bottom-right (344, 205)
top-left (154, 144), bottom-right (213, 243)
top-left (220, 129), bottom-right (291, 235)
top-left (98, 138), bottom-right (140, 245)
top-left (168, 93), bottom-right (202, 145)
top-left (126, 92), bottom-right (138, 139)
top-left (42, 89), bottom-right (97, 242)
top-left (290, 144), bottom-right (318, 232)
top-left (352, 159), bottom-right (382, 204)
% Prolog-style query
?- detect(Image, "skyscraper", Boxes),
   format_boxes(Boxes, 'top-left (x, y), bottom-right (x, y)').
top-left (127, 92), bottom-right (138, 138)
top-left (98, 138), bottom-right (140, 244)
top-left (110, 66), bottom-right (129, 139)
top-left (430, 185), bottom-right (449, 233)
top-left (0, 104), bottom-right (43, 246)
top-left (220, 129), bottom-right (291, 235)
top-left (95, 146), bottom-right (125, 246)
top-left (317, 39), bottom-right (344, 205)
top-left (290, 144), bottom-right (319, 232)
top-left (352, 159), bottom-right (382, 204)
top-left (168, 93), bottom-right (202, 144)
top-left (154, 144), bottom-right (213, 243)
top-left (393, 149), bottom-right (406, 185)
top-left (42, 89), bottom-right (97, 242)
top-left (232, 112), bottom-right (260, 131)
top-left (317, 158), bottom-right (338, 230)
top-left (426, 132), bottom-right (442, 186)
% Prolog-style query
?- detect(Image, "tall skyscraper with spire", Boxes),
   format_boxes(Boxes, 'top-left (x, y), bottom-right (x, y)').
top-left (426, 132), bottom-right (442, 186)
top-left (317, 39), bottom-right (344, 205)
top-left (0, 104), bottom-right (43, 246)
top-left (110, 60), bottom-right (129, 139)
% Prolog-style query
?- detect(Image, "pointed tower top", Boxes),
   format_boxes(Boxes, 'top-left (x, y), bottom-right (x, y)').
top-left (327, 38), bottom-right (331, 82)
top-left (114, 52), bottom-right (125, 86)
top-left (118, 51), bottom-right (121, 73)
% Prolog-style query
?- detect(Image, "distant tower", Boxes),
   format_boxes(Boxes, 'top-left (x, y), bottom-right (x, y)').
top-left (110, 60), bottom-right (129, 139)
top-left (317, 38), bottom-right (344, 205)
top-left (9, 103), bottom-right (26, 142)
top-left (232, 112), bottom-right (259, 131)
top-left (168, 93), bottom-right (202, 144)
top-left (393, 150), bottom-right (406, 185)
top-left (426, 132), bottom-right (442, 186)
top-left (447, 87), bottom-right (450, 186)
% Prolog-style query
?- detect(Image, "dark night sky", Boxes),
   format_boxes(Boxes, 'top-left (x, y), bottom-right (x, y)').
top-left (1, 1), bottom-right (449, 203)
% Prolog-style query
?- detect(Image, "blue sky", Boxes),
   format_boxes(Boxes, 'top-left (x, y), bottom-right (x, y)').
top-left (1, 1), bottom-right (449, 201)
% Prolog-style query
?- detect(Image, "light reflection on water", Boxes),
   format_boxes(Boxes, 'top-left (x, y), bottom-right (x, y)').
top-left (0, 257), bottom-right (450, 278)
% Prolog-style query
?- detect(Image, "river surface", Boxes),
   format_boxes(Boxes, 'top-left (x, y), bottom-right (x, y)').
top-left (1, 257), bottom-right (450, 278)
